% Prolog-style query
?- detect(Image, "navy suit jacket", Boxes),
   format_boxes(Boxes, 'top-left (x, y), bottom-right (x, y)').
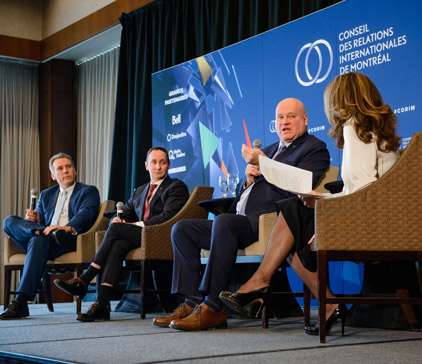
top-left (229, 132), bottom-right (330, 234)
top-left (121, 175), bottom-right (189, 226)
top-left (36, 182), bottom-right (100, 234)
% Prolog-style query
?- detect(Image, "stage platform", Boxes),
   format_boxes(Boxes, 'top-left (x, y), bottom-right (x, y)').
top-left (1, 301), bottom-right (422, 363)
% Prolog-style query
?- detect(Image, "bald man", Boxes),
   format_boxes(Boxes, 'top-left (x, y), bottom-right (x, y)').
top-left (154, 98), bottom-right (330, 331)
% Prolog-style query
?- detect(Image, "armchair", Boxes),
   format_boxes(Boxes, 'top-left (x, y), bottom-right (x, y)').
top-left (313, 132), bottom-right (422, 343)
top-left (95, 186), bottom-right (214, 318)
top-left (4, 200), bottom-right (115, 314)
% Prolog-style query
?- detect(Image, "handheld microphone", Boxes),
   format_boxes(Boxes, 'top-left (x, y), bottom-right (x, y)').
top-left (252, 139), bottom-right (262, 149)
top-left (252, 139), bottom-right (262, 181)
top-left (116, 202), bottom-right (124, 219)
top-left (30, 189), bottom-right (38, 210)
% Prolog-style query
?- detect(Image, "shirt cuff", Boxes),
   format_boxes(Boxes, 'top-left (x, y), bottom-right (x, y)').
top-left (135, 221), bottom-right (145, 228)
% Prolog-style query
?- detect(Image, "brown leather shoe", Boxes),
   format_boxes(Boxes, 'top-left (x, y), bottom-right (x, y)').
top-left (169, 303), bottom-right (227, 331)
top-left (152, 303), bottom-right (194, 327)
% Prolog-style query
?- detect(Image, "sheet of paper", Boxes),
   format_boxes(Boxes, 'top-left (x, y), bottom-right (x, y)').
top-left (259, 155), bottom-right (321, 196)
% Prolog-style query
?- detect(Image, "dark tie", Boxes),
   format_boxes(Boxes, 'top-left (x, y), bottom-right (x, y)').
top-left (143, 184), bottom-right (158, 220)
top-left (272, 144), bottom-right (286, 159)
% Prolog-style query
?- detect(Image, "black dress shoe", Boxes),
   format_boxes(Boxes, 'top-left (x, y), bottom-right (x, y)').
top-left (0, 300), bottom-right (29, 320)
top-left (77, 301), bottom-right (110, 322)
top-left (219, 286), bottom-right (272, 317)
top-left (304, 304), bottom-right (348, 336)
top-left (54, 278), bottom-right (88, 299)
top-left (51, 229), bottom-right (70, 245)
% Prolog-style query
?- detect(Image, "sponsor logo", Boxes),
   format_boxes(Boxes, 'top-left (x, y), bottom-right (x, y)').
top-left (295, 39), bottom-right (333, 87)
top-left (172, 114), bottom-right (181, 125)
top-left (169, 166), bottom-right (187, 174)
top-left (167, 132), bottom-right (187, 142)
top-left (168, 149), bottom-right (186, 160)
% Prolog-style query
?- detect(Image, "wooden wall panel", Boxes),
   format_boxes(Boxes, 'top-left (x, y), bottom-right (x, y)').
top-left (39, 60), bottom-right (76, 190)
top-left (0, 35), bottom-right (40, 61)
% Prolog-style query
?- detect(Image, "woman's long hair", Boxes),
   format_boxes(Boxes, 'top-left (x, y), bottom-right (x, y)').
top-left (324, 72), bottom-right (401, 152)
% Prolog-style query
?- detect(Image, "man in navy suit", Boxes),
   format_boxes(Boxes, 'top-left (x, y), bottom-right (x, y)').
top-left (153, 98), bottom-right (330, 330)
top-left (1, 153), bottom-right (100, 319)
top-left (54, 146), bottom-right (189, 322)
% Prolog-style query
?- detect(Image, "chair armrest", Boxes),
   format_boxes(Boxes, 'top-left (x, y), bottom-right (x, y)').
top-left (73, 200), bottom-right (115, 262)
top-left (95, 230), bottom-right (107, 251)
top-left (139, 186), bottom-right (214, 260)
top-left (244, 212), bottom-right (277, 256)
top-left (4, 236), bottom-right (25, 265)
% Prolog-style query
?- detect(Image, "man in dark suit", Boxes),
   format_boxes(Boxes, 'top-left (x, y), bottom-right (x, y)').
top-left (1, 153), bottom-right (100, 319)
top-left (153, 98), bottom-right (330, 330)
top-left (55, 146), bottom-right (189, 322)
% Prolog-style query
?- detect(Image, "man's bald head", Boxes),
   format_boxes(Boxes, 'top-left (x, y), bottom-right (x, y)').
top-left (275, 98), bottom-right (308, 143)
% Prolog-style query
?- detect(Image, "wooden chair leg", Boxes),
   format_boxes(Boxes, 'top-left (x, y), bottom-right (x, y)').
top-left (44, 271), bottom-right (54, 312)
top-left (140, 260), bottom-right (147, 319)
top-left (76, 264), bottom-right (83, 314)
top-left (4, 267), bottom-right (12, 309)
top-left (303, 284), bottom-right (311, 327)
top-left (151, 269), bottom-right (170, 313)
top-left (318, 251), bottom-right (328, 344)
top-left (396, 288), bottom-right (421, 330)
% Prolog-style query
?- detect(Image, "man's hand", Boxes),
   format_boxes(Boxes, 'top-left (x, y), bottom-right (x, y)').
top-left (43, 225), bottom-right (73, 235)
top-left (242, 144), bottom-right (265, 165)
top-left (25, 209), bottom-right (39, 223)
top-left (112, 217), bottom-right (126, 223)
top-left (245, 164), bottom-right (260, 187)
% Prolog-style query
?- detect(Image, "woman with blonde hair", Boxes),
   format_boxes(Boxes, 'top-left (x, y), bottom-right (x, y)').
top-left (220, 72), bottom-right (401, 336)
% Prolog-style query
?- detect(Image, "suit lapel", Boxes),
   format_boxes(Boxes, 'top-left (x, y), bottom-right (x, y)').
top-left (67, 182), bottom-right (81, 219)
top-left (140, 184), bottom-right (150, 217)
top-left (277, 133), bottom-right (308, 161)
top-left (149, 176), bottom-right (171, 208)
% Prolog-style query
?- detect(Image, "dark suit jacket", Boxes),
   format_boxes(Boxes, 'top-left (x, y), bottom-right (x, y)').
top-left (229, 132), bottom-right (330, 234)
top-left (121, 175), bottom-right (189, 226)
top-left (36, 182), bottom-right (100, 234)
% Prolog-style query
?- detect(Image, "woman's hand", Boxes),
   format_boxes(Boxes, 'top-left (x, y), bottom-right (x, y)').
top-left (299, 191), bottom-right (323, 209)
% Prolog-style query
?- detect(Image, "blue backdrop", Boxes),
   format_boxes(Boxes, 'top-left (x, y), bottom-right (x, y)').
top-left (152, 0), bottom-right (422, 300)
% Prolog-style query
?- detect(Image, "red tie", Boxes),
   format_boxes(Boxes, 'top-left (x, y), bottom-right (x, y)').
top-left (143, 184), bottom-right (158, 220)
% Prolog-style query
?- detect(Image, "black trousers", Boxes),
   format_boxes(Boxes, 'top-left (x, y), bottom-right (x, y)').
top-left (93, 222), bottom-right (142, 286)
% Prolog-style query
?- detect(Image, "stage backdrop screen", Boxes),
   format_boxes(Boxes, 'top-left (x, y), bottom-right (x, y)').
top-left (152, 0), bottom-right (422, 297)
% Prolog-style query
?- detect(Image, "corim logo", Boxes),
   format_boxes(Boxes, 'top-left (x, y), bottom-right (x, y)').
top-left (295, 39), bottom-right (333, 87)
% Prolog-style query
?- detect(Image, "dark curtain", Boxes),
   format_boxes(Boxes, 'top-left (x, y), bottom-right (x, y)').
top-left (108, 0), bottom-right (342, 202)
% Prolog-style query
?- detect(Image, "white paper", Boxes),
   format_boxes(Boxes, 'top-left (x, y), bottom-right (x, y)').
top-left (259, 155), bottom-right (320, 196)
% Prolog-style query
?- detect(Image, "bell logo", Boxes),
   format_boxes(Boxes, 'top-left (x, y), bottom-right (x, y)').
top-left (172, 114), bottom-right (181, 125)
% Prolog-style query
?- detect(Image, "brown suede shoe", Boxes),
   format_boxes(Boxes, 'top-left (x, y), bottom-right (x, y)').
top-left (169, 303), bottom-right (227, 331)
top-left (152, 303), bottom-right (194, 327)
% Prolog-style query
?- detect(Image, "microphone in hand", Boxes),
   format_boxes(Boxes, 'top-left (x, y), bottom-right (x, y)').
top-left (30, 189), bottom-right (38, 210)
top-left (116, 201), bottom-right (124, 219)
top-left (252, 139), bottom-right (262, 149)
top-left (252, 139), bottom-right (262, 181)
